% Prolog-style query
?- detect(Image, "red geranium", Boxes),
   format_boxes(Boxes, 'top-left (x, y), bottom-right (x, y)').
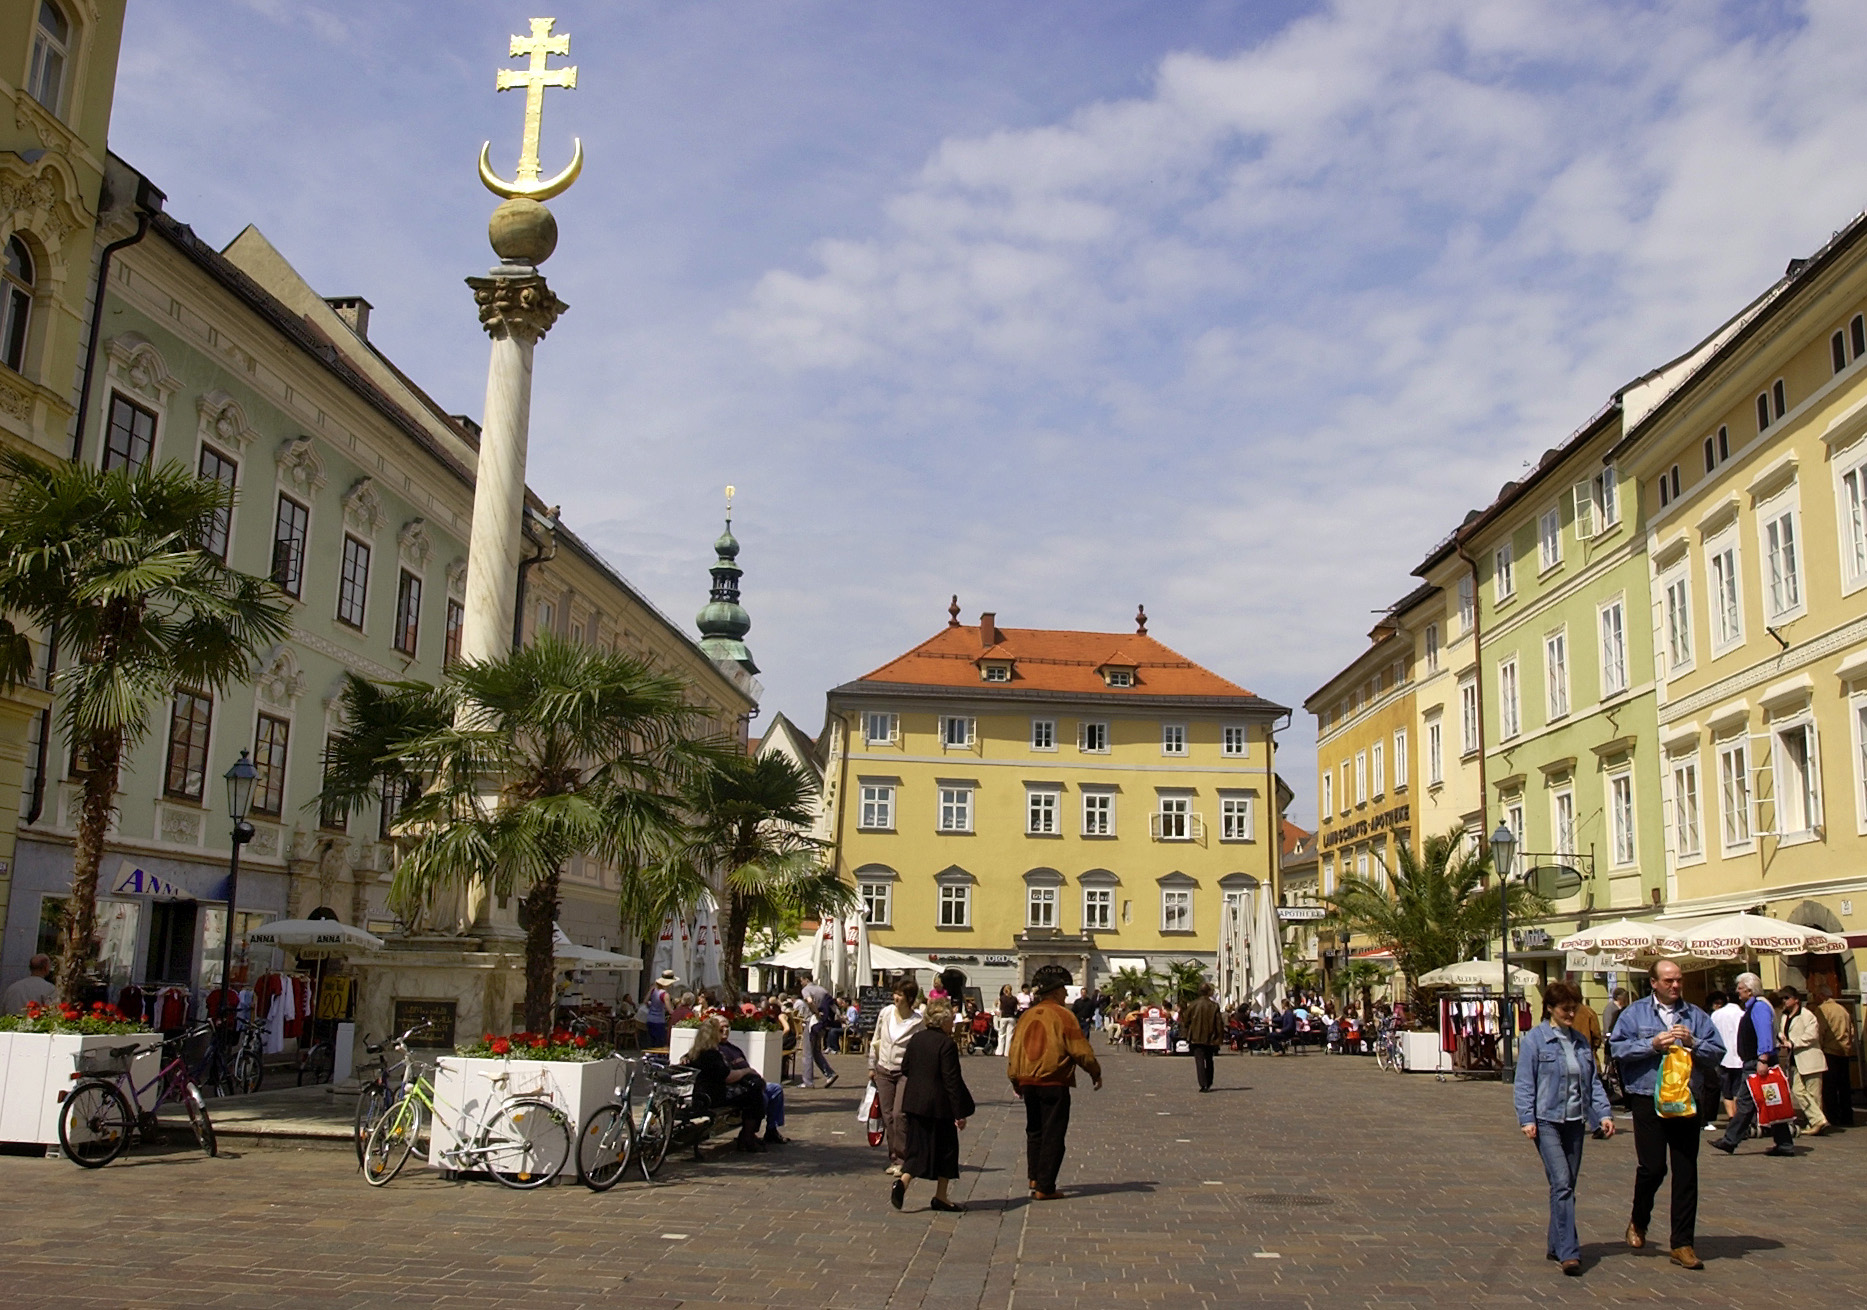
top-left (489, 1036), bottom-right (511, 1055)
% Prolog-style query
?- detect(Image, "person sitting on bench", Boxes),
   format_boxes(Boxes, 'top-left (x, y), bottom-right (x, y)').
top-left (683, 1015), bottom-right (768, 1152)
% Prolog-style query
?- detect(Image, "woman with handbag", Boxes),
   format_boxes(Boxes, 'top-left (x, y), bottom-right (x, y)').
top-left (891, 999), bottom-right (975, 1213)
top-left (869, 977), bottom-right (925, 1176)
top-left (1514, 981), bottom-right (1615, 1276)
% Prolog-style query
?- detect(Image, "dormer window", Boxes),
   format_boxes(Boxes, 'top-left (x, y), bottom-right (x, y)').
top-left (981, 662), bottom-right (1012, 683)
top-left (1106, 669), bottom-right (1133, 687)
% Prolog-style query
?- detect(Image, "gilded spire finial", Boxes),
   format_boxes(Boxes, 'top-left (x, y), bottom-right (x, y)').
top-left (725, 484), bottom-right (735, 516)
top-left (479, 17), bottom-right (583, 201)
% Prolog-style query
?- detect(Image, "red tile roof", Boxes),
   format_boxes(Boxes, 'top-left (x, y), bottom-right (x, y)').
top-left (1281, 819), bottom-right (1313, 857)
top-left (848, 623), bottom-right (1260, 699)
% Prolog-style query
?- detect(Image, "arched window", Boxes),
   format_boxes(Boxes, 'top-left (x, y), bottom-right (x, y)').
top-left (1, 237), bottom-right (34, 373)
top-left (27, 2), bottom-right (71, 115)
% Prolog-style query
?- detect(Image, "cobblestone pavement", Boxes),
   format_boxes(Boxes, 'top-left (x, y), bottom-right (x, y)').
top-left (4, 1043), bottom-right (1863, 1308)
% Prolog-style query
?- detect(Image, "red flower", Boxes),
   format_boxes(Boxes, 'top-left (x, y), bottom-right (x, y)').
top-left (574, 1035), bottom-right (589, 1048)
top-left (490, 1036), bottom-right (511, 1055)
top-left (550, 1028), bottom-right (572, 1044)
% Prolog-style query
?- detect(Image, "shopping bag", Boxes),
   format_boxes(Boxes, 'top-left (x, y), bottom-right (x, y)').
top-left (863, 1086), bottom-right (886, 1147)
top-left (1654, 1045), bottom-right (1697, 1117)
top-left (856, 1082), bottom-right (877, 1124)
top-left (1747, 1065), bottom-right (1795, 1127)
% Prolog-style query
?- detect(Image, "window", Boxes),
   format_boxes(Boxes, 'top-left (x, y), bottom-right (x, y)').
top-left (1027, 886), bottom-right (1057, 929)
top-left (1662, 570), bottom-right (1692, 674)
top-left (1709, 537), bottom-right (1742, 652)
top-left (1161, 889), bottom-right (1192, 932)
top-left (1761, 505), bottom-right (1802, 619)
top-left (1718, 738), bottom-right (1752, 847)
top-left (1082, 791), bottom-right (1113, 836)
top-left (1854, 313), bottom-right (1866, 362)
top-left (393, 571), bottom-right (422, 655)
top-left (337, 535), bottom-right (371, 628)
top-left (1672, 756), bottom-right (1701, 859)
top-left (1031, 719), bottom-right (1056, 751)
top-left (1, 237), bottom-right (34, 373)
top-left (1836, 330), bottom-right (1849, 375)
top-left (1156, 795), bottom-right (1191, 840)
top-left (1773, 379), bottom-right (1787, 420)
top-left (1393, 729), bottom-right (1408, 786)
top-left (318, 734), bottom-right (348, 832)
top-left (1160, 723), bottom-right (1186, 756)
top-left (1083, 887), bottom-right (1113, 931)
top-left (1457, 576), bottom-right (1475, 634)
top-left (1599, 598), bottom-right (1627, 697)
top-left (1545, 630), bottom-right (1569, 719)
top-left (863, 712), bottom-right (897, 746)
top-left (1371, 741), bottom-right (1385, 798)
top-left (1219, 794), bottom-right (1254, 841)
top-left (941, 716), bottom-right (974, 749)
top-left (379, 775), bottom-right (414, 840)
top-left (859, 784), bottom-right (894, 830)
top-left (1659, 470), bottom-right (1672, 508)
top-left (1340, 761), bottom-right (1351, 813)
top-left (937, 787), bottom-right (973, 833)
top-left (1538, 507), bottom-right (1562, 570)
top-left (1758, 392), bottom-right (1772, 432)
top-left (1427, 717), bottom-right (1444, 785)
top-left (1105, 668), bottom-right (1134, 687)
top-left (164, 690), bottom-right (212, 801)
top-left (938, 883), bottom-right (971, 928)
top-left (1222, 725), bottom-right (1246, 756)
top-left (1552, 787), bottom-right (1576, 858)
top-left (1505, 799), bottom-right (1525, 853)
top-left (1856, 700), bottom-right (1867, 831)
top-left (1498, 657), bottom-right (1520, 739)
top-left (101, 393), bottom-right (156, 473)
top-left (1078, 721), bottom-right (1109, 753)
top-left (982, 663), bottom-right (1010, 682)
top-left (196, 445), bottom-right (237, 561)
top-left (1354, 751), bottom-right (1367, 804)
top-left (1424, 623), bottom-right (1440, 673)
top-left (252, 713), bottom-right (289, 817)
top-left (271, 494), bottom-right (309, 598)
top-left (1610, 772), bottom-right (1636, 866)
top-left (1494, 543), bottom-right (1515, 601)
top-left (1027, 788), bottom-right (1058, 835)
top-left (1775, 722), bottom-right (1821, 837)
top-left (536, 600), bottom-right (555, 636)
top-left (1320, 770), bottom-right (1333, 815)
top-left (1459, 675), bottom-right (1480, 755)
top-left (444, 598), bottom-right (465, 666)
top-left (860, 881), bottom-right (892, 927)
top-left (1841, 454), bottom-right (1867, 587)
top-left (1591, 466), bottom-right (1620, 532)
top-left (27, 2), bottom-right (70, 114)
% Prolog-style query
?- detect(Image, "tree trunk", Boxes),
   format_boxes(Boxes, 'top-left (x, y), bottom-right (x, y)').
top-left (721, 889), bottom-right (751, 1002)
top-left (520, 866), bottom-right (561, 1033)
top-left (59, 732), bottom-right (122, 1005)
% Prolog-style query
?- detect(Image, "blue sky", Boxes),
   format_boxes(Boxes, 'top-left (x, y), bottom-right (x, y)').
top-left (115, 1), bottom-right (1867, 825)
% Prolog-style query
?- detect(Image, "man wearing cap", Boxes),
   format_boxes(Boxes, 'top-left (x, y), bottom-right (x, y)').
top-left (1007, 965), bottom-right (1102, 1200)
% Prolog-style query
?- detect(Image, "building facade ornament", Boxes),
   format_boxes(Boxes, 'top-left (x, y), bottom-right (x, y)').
top-left (398, 517), bottom-right (433, 569)
top-left (343, 476), bottom-right (385, 535)
top-left (275, 436), bottom-right (327, 495)
top-left (103, 332), bottom-right (180, 409)
top-left (445, 555), bottom-right (469, 598)
top-left (254, 645), bottom-right (308, 709)
top-left (466, 272), bottom-right (567, 343)
top-left (196, 390), bottom-right (258, 452)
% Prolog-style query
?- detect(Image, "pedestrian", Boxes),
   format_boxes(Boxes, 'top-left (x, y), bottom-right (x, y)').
top-left (1071, 987), bottom-right (1098, 1040)
top-left (868, 976), bottom-right (925, 1176)
top-left (995, 984), bottom-right (1019, 1056)
top-left (1515, 982), bottom-right (1616, 1276)
top-left (0, 954), bottom-right (56, 1015)
top-left (1814, 987), bottom-right (1855, 1127)
top-left (1776, 986), bottom-right (1830, 1137)
top-left (891, 999), bottom-right (976, 1213)
top-left (1571, 996), bottom-right (1602, 1053)
top-left (1181, 982), bottom-right (1223, 1092)
top-left (1007, 964), bottom-right (1102, 1200)
top-left (1705, 990), bottom-right (1744, 1129)
top-left (1607, 959), bottom-right (1724, 1270)
top-left (643, 970), bottom-right (676, 1049)
top-left (1710, 972), bottom-right (1794, 1159)
top-left (1016, 983), bottom-right (1032, 1012)
top-left (680, 1015), bottom-right (769, 1153)
top-left (1601, 987), bottom-right (1629, 1038)
top-left (798, 971), bottom-right (840, 1088)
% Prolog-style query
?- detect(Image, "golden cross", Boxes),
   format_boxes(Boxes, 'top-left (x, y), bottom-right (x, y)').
top-left (479, 17), bottom-right (583, 201)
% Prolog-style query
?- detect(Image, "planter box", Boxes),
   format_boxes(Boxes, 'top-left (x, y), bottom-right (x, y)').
top-left (668, 1024), bottom-right (703, 1065)
top-left (427, 1054), bottom-right (624, 1169)
top-left (1401, 1031), bottom-right (1452, 1074)
top-left (736, 1029), bottom-right (783, 1085)
top-left (0, 1030), bottom-right (164, 1146)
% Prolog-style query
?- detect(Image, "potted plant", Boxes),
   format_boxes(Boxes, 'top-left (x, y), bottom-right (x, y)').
top-left (668, 1015), bottom-right (710, 1066)
top-left (0, 1001), bottom-right (159, 1147)
top-left (430, 1028), bottom-right (620, 1167)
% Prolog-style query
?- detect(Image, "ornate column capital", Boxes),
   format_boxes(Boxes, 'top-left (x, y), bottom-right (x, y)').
top-left (466, 270), bottom-right (568, 343)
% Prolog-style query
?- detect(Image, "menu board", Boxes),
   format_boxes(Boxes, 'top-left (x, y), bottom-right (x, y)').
top-left (392, 998), bottom-right (457, 1049)
top-left (856, 986), bottom-right (891, 1035)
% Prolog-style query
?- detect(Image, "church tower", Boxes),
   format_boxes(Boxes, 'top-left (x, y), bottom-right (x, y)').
top-left (695, 488), bottom-right (757, 674)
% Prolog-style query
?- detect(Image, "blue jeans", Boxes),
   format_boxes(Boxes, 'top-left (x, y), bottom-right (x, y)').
top-left (1533, 1119), bottom-right (1587, 1262)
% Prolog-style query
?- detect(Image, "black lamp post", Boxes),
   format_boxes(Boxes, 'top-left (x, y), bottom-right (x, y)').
top-left (218, 751), bottom-right (259, 1013)
top-left (1490, 820), bottom-right (1518, 1077)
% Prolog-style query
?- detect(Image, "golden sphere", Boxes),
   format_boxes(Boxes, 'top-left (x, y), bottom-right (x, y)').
top-left (488, 198), bottom-right (558, 265)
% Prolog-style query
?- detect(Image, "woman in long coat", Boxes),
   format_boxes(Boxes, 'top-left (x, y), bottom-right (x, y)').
top-left (891, 999), bottom-right (976, 1213)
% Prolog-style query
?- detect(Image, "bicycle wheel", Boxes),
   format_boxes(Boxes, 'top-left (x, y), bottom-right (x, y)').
top-left (353, 1080), bottom-right (389, 1169)
top-left (234, 1044), bottom-right (264, 1096)
top-left (57, 1079), bottom-right (133, 1168)
top-left (182, 1082), bottom-right (218, 1157)
top-left (483, 1097), bottom-right (571, 1190)
top-left (298, 1042), bottom-right (332, 1087)
top-left (576, 1103), bottom-right (635, 1192)
top-left (363, 1098), bottom-right (423, 1186)
top-left (637, 1097), bottom-right (675, 1179)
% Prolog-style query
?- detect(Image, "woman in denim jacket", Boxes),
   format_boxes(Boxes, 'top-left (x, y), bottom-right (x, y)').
top-left (1514, 981), bottom-right (1616, 1276)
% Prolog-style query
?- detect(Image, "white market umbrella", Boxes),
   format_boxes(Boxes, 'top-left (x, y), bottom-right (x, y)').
top-left (1417, 959), bottom-right (1542, 990)
top-left (813, 916), bottom-right (843, 992)
top-left (1660, 913), bottom-right (1848, 960)
top-left (650, 912), bottom-right (693, 986)
top-left (691, 894), bottom-right (725, 992)
top-left (1249, 886), bottom-right (1283, 1006)
top-left (845, 915), bottom-right (872, 989)
top-left (755, 934), bottom-right (930, 976)
top-left (551, 924), bottom-right (644, 971)
top-left (1555, 919), bottom-right (1673, 955)
top-left (247, 919), bottom-right (384, 955)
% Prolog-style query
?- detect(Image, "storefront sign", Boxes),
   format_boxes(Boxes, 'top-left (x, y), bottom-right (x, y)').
top-left (113, 866), bottom-right (189, 898)
top-left (392, 999), bottom-right (457, 1049)
top-left (1320, 803), bottom-right (1411, 851)
top-left (108, 856), bottom-right (230, 902)
top-left (1277, 906), bottom-right (1328, 921)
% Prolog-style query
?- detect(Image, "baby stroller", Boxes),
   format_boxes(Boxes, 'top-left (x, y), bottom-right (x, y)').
top-left (967, 1010), bottom-right (995, 1054)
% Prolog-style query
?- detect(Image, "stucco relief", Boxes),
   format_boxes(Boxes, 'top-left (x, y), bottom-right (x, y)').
top-left (398, 517), bottom-right (432, 569)
top-left (275, 437), bottom-right (326, 494)
top-left (343, 476), bottom-right (384, 535)
top-left (196, 390), bottom-right (258, 452)
top-left (103, 332), bottom-right (180, 408)
top-left (445, 556), bottom-right (468, 598)
top-left (254, 645), bottom-right (308, 709)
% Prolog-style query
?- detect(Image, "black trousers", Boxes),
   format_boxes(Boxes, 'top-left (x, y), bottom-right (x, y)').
top-left (1190, 1043), bottom-right (1218, 1091)
top-left (1022, 1085), bottom-right (1072, 1192)
top-left (1824, 1053), bottom-right (1855, 1126)
top-left (1629, 1098), bottom-right (1701, 1250)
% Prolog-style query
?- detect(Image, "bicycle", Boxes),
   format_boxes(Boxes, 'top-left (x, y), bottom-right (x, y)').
top-left (56, 1023), bottom-right (219, 1167)
top-left (196, 1016), bottom-right (266, 1097)
top-left (1374, 1025), bottom-right (1406, 1073)
top-left (362, 1032), bottom-right (571, 1189)
top-left (633, 1053), bottom-right (697, 1180)
top-left (575, 1059), bottom-right (643, 1191)
top-left (351, 1022), bottom-right (423, 1168)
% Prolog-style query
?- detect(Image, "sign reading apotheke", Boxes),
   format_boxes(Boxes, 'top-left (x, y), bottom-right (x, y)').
top-left (1277, 906), bottom-right (1328, 922)
top-left (1319, 802), bottom-right (1411, 851)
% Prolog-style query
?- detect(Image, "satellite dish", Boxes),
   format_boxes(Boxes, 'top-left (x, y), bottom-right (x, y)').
top-left (1527, 865), bottom-right (1584, 899)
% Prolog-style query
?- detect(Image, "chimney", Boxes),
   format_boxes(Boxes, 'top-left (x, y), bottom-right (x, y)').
top-left (326, 296), bottom-right (373, 340)
top-left (979, 612), bottom-right (998, 646)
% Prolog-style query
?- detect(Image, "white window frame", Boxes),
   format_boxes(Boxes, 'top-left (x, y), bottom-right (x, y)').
top-left (1498, 655), bottom-right (1521, 740)
top-left (1161, 723), bottom-right (1187, 756)
top-left (1426, 715), bottom-right (1444, 786)
top-left (937, 786), bottom-right (974, 833)
top-left (1544, 629), bottom-right (1569, 721)
top-left (1598, 595), bottom-right (1628, 698)
top-left (1026, 885), bottom-right (1058, 929)
top-left (1218, 792), bottom-right (1255, 841)
top-left (858, 783), bottom-right (895, 831)
top-left (1030, 718), bottom-right (1056, 751)
top-left (1609, 770), bottom-right (1637, 868)
top-left (1392, 728), bottom-right (1408, 788)
top-left (1494, 542), bottom-right (1516, 602)
top-left (1459, 675), bottom-right (1480, 756)
top-left (863, 712), bottom-right (898, 746)
top-left (1424, 623), bottom-right (1440, 673)
top-left (1772, 717), bottom-right (1822, 840)
top-left (1026, 786), bottom-right (1059, 835)
top-left (1660, 564), bottom-right (1693, 677)
top-left (1082, 886), bottom-right (1114, 931)
top-left (1077, 720), bottom-right (1109, 754)
top-left (1538, 505), bottom-right (1562, 571)
top-left (1671, 752), bottom-right (1703, 863)
top-left (1371, 740), bottom-right (1386, 799)
top-left (1354, 751), bottom-right (1368, 805)
top-left (941, 715), bottom-right (976, 750)
top-left (1852, 692), bottom-right (1867, 836)
top-left (1551, 786), bottom-right (1576, 859)
top-left (1081, 789), bottom-right (1114, 836)
top-left (1718, 735), bottom-right (1753, 851)
top-left (1706, 530), bottom-right (1744, 657)
top-left (27, 2), bottom-right (70, 116)
top-left (1757, 491), bottom-right (1806, 623)
top-left (1594, 465), bottom-right (1620, 531)
top-left (1504, 798), bottom-right (1525, 852)
top-left (938, 883), bottom-right (971, 928)
top-left (1154, 794), bottom-right (1194, 841)
top-left (1837, 447), bottom-right (1867, 596)
top-left (860, 880), bottom-right (893, 927)
top-left (1160, 888), bottom-right (1193, 933)
top-left (1221, 724), bottom-right (1247, 757)
top-left (1320, 771), bottom-right (1334, 816)
top-left (1458, 576), bottom-right (1475, 634)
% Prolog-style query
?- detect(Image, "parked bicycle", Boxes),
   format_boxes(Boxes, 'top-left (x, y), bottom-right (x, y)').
top-left (362, 1031), bottom-right (571, 1189)
top-left (1374, 1024), bottom-right (1406, 1073)
top-left (196, 1016), bottom-right (266, 1098)
top-left (351, 1022), bottom-right (423, 1168)
top-left (57, 1024), bottom-right (219, 1167)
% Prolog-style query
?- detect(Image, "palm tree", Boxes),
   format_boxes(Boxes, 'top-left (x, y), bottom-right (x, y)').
top-left (1334, 959), bottom-right (1389, 1020)
top-left (1105, 965), bottom-right (1160, 1004)
top-left (676, 752), bottom-right (855, 997)
top-left (1163, 958), bottom-right (1209, 1005)
top-left (318, 636), bottom-right (731, 1030)
top-left (0, 454), bottom-right (290, 1002)
top-left (1324, 825), bottom-right (1545, 1001)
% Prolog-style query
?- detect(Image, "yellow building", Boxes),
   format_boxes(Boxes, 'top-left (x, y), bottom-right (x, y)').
top-left (822, 607), bottom-right (1287, 995)
top-left (1412, 541), bottom-right (1487, 852)
top-left (1611, 216), bottom-right (1867, 997)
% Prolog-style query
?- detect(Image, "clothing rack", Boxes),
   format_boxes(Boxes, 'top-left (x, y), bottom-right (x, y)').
top-left (1439, 991), bottom-right (1531, 1079)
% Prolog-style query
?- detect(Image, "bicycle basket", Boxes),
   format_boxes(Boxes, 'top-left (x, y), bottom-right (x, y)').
top-left (75, 1045), bottom-right (143, 1075)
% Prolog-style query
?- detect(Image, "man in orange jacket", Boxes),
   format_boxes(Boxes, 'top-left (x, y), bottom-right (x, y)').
top-left (1008, 965), bottom-right (1102, 1199)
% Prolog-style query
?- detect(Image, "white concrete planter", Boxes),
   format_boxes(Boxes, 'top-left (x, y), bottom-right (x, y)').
top-left (0, 1030), bottom-right (164, 1145)
top-left (426, 1054), bottom-right (624, 1169)
top-left (667, 1024), bottom-right (704, 1066)
top-left (1402, 1031), bottom-right (1452, 1074)
top-left (735, 1029), bottom-right (783, 1085)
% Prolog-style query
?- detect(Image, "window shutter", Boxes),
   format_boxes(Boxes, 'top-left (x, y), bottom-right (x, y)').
top-left (1572, 482), bottom-right (1593, 538)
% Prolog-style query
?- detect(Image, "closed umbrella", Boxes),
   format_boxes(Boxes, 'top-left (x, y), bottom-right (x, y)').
top-left (813, 916), bottom-right (841, 992)
top-left (691, 893), bottom-right (724, 992)
top-left (1249, 886), bottom-right (1283, 1006)
top-left (650, 913), bottom-right (680, 982)
top-left (1661, 913), bottom-right (1847, 960)
top-left (845, 915), bottom-right (872, 991)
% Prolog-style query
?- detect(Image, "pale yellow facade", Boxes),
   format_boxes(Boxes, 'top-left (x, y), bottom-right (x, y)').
top-left (1410, 552), bottom-right (1487, 852)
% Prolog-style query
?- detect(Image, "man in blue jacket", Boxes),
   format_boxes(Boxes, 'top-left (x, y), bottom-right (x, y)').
top-left (1710, 972), bottom-right (1795, 1158)
top-left (1608, 960), bottom-right (1725, 1271)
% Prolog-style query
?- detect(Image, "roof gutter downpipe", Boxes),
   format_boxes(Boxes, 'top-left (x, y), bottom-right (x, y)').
top-left (71, 179), bottom-right (161, 462)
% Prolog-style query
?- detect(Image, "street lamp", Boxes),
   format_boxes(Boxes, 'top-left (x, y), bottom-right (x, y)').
top-left (1490, 821), bottom-right (1518, 1077)
top-left (217, 751), bottom-right (259, 1020)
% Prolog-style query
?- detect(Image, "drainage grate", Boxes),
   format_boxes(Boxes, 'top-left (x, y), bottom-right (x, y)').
top-left (1244, 1193), bottom-right (1331, 1209)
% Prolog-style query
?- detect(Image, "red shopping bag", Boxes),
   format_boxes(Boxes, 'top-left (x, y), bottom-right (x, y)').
top-left (857, 1084), bottom-right (885, 1146)
top-left (1747, 1065), bottom-right (1795, 1127)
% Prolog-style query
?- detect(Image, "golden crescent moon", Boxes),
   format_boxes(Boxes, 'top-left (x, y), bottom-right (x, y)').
top-left (478, 138), bottom-right (585, 202)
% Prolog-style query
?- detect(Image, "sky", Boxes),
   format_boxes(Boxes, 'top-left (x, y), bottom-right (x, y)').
top-left (112, 0), bottom-right (1867, 826)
